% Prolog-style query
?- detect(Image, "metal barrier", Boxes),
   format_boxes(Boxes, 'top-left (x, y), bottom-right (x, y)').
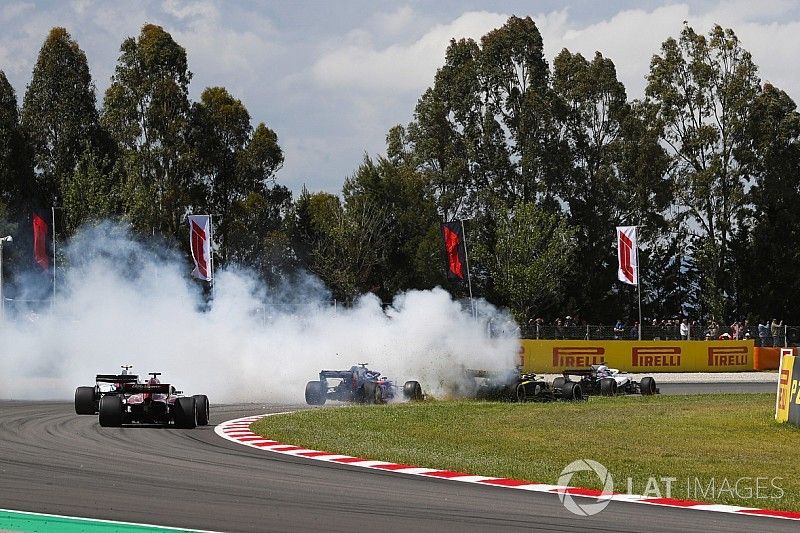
top-left (522, 323), bottom-right (796, 345)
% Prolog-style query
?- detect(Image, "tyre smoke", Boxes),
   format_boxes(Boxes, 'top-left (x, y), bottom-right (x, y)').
top-left (0, 223), bottom-right (519, 402)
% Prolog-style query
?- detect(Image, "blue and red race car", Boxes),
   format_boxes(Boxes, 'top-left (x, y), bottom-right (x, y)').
top-left (305, 363), bottom-right (423, 405)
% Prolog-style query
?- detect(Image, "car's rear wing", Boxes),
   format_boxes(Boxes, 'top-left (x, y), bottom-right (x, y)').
top-left (121, 383), bottom-right (172, 394)
top-left (562, 368), bottom-right (594, 377)
top-left (319, 370), bottom-right (354, 380)
top-left (96, 374), bottom-right (140, 383)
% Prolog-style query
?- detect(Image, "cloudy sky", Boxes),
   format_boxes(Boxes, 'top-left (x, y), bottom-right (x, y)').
top-left (2, 1), bottom-right (800, 194)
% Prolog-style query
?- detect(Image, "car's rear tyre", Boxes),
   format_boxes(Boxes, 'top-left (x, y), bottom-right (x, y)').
top-left (193, 394), bottom-right (210, 425)
top-left (305, 381), bottom-right (326, 405)
top-left (552, 377), bottom-right (566, 390)
top-left (98, 396), bottom-right (124, 427)
top-left (600, 378), bottom-right (617, 396)
top-left (174, 397), bottom-right (197, 429)
top-left (403, 381), bottom-right (423, 401)
top-left (363, 382), bottom-right (377, 404)
top-left (561, 382), bottom-right (583, 401)
top-left (640, 377), bottom-right (657, 395)
top-left (75, 386), bottom-right (96, 415)
top-left (516, 384), bottom-right (528, 402)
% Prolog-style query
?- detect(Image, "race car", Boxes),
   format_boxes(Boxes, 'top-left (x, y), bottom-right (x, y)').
top-left (74, 366), bottom-right (210, 428)
top-left (305, 363), bottom-right (423, 405)
top-left (554, 364), bottom-right (658, 396)
top-left (467, 368), bottom-right (584, 402)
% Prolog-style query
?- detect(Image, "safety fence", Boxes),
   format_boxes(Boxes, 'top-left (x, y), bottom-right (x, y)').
top-left (521, 324), bottom-right (799, 347)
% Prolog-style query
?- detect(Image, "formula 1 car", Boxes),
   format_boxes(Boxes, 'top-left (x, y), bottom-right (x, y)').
top-left (467, 368), bottom-right (584, 402)
top-left (305, 363), bottom-right (423, 405)
top-left (74, 366), bottom-right (210, 428)
top-left (554, 365), bottom-right (658, 396)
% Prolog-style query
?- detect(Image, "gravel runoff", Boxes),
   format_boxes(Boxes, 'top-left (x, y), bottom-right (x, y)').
top-left (539, 371), bottom-right (779, 383)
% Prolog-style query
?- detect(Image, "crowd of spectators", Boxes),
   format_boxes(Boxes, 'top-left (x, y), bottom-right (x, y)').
top-left (523, 316), bottom-right (792, 346)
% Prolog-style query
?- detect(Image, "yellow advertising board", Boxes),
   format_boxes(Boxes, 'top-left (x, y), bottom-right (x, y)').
top-left (776, 349), bottom-right (800, 425)
top-left (519, 339), bottom-right (754, 373)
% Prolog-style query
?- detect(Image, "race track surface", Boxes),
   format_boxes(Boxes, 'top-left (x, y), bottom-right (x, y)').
top-left (0, 400), bottom-right (794, 533)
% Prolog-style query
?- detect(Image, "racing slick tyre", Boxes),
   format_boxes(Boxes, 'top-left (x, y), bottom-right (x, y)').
top-left (516, 384), bottom-right (528, 403)
top-left (363, 382), bottom-right (378, 404)
top-left (639, 377), bottom-right (657, 396)
top-left (305, 381), bottom-right (326, 405)
top-left (174, 397), bottom-right (197, 429)
top-left (403, 381), bottom-right (423, 401)
top-left (600, 378), bottom-right (617, 397)
top-left (193, 394), bottom-right (210, 425)
top-left (552, 377), bottom-right (566, 390)
top-left (561, 382), bottom-right (583, 401)
top-left (98, 395), bottom-right (124, 427)
top-left (75, 386), bottom-right (97, 415)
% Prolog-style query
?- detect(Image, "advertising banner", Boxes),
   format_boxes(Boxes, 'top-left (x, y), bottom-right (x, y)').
top-left (776, 350), bottom-right (800, 426)
top-left (519, 339), bottom-right (754, 373)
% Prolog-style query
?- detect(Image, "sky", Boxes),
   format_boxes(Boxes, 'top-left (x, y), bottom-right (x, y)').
top-left (2, 0), bottom-right (800, 195)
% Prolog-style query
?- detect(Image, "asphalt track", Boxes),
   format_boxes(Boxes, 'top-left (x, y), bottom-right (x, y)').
top-left (0, 388), bottom-right (793, 533)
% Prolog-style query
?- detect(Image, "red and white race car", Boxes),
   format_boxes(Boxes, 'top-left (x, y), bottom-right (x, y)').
top-left (75, 366), bottom-right (209, 428)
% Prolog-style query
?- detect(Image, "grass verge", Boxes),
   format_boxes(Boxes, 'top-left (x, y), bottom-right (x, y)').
top-left (251, 394), bottom-right (800, 511)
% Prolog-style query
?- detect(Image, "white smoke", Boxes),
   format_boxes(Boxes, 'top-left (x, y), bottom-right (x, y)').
top-left (0, 223), bottom-right (519, 402)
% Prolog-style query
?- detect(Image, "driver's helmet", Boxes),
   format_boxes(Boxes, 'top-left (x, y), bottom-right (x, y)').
top-left (596, 365), bottom-right (611, 377)
top-left (148, 376), bottom-right (160, 385)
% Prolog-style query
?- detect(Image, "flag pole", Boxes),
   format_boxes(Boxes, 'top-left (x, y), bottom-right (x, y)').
top-left (460, 218), bottom-right (475, 319)
top-left (51, 206), bottom-right (56, 308)
top-left (209, 214), bottom-right (215, 302)
top-left (636, 225), bottom-right (642, 341)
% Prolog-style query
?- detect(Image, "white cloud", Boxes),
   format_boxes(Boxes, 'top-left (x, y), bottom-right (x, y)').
top-left (311, 11), bottom-right (509, 92)
top-left (371, 5), bottom-right (417, 36)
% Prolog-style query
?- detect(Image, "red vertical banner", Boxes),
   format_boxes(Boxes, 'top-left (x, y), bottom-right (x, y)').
top-left (616, 226), bottom-right (638, 285)
top-left (441, 221), bottom-right (466, 282)
top-left (188, 215), bottom-right (212, 281)
top-left (33, 213), bottom-right (49, 271)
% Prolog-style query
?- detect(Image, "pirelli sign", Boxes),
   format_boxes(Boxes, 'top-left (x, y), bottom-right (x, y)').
top-left (519, 340), bottom-right (754, 373)
top-left (776, 349), bottom-right (800, 426)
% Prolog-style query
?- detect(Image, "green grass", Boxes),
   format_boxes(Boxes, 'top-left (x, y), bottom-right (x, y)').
top-left (251, 394), bottom-right (800, 511)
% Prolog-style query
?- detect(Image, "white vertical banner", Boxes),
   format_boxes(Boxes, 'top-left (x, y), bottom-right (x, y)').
top-left (616, 226), bottom-right (638, 286)
top-left (188, 215), bottom-right (212, 281)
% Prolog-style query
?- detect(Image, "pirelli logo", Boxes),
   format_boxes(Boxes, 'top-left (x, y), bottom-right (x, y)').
top-left (707, 346), bottom-right (748, 366)
top-left (552, 347), bottom-right (605, 367)
top-left (631, 346), bottom-right (681, 367)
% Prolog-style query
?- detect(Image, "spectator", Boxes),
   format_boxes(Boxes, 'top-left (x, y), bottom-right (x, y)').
top-left (630, 321), bottom-right (639, 339)
top-left (758, 320), bottom-right (769, 347)
top-left (771, 318), bottom-right (784, 347)
top-left (730, 320), bottom-right (741, 340)
top-left (680, 318), bottom-right (690, 340)
top-left (614, 319), bottom-right (625, 339)
top-left (554, 318), bottom-right (564, 340)
top-left (709, 320), bottom-right (720, 339)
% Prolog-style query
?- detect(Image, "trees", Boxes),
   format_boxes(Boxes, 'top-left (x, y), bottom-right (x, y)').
top-left (736, 84), bottom-right (800, 322)
top-left (290, 189), bottom-right (389, 302)
top-left (0, 70), bottom-right (31, 214)
top-left (102, 24), bottom-right (192, 237)
top-left (190, 87), bottom-right (285, 263)
top-left (342, 154), bottom-right (443, 300)
top-left (473, 202), bottom-right (577, 322)
top-left (21, 27), bottom-right (99, 209)
top-left (646, 24), bottom-right (760, 319)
